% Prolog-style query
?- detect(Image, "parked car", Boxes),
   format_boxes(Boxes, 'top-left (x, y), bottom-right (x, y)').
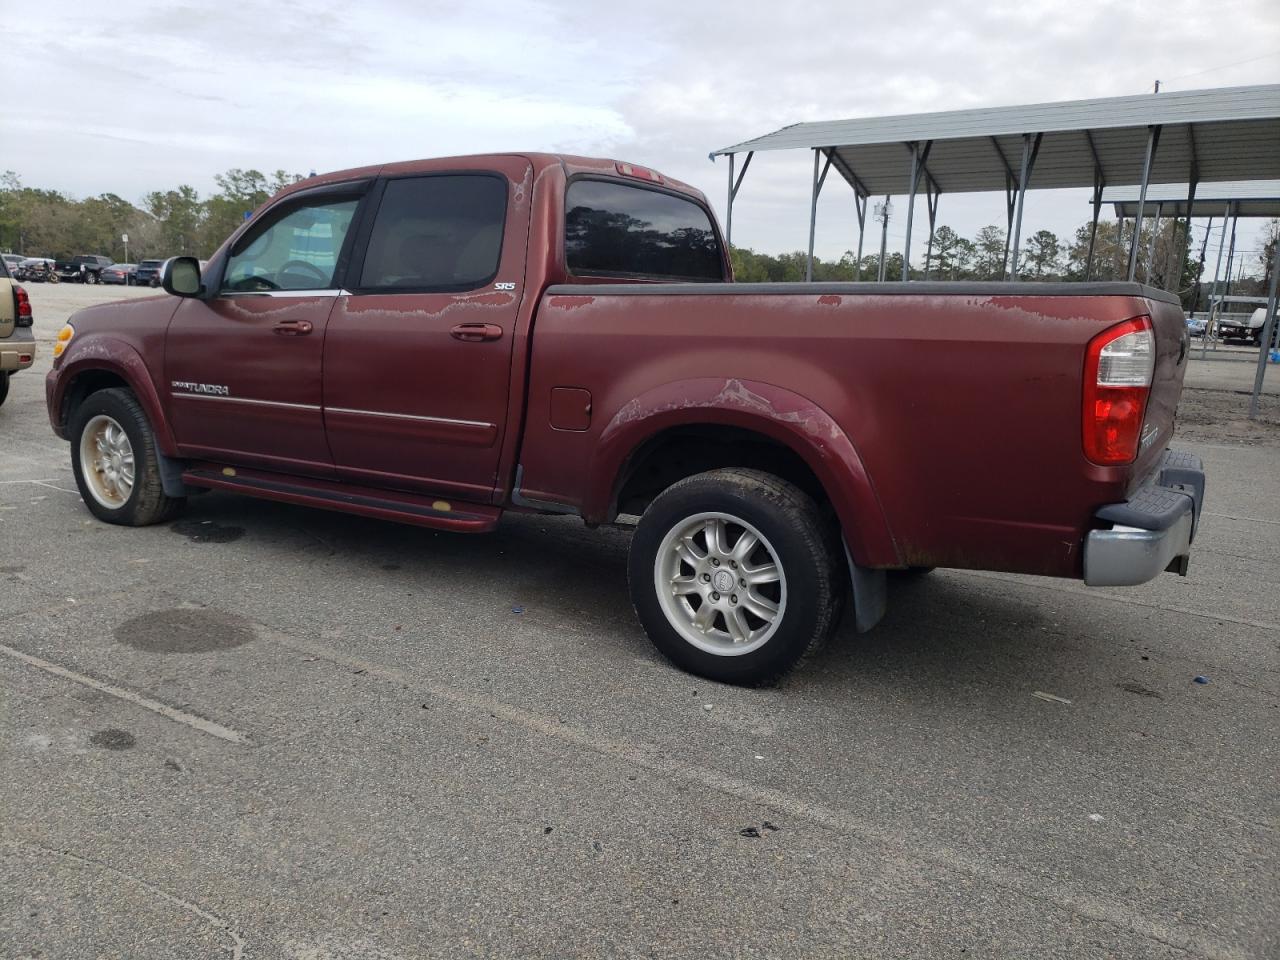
top-left (54, 254), bottom-right (113, 284)
top-left (1, 254), bottom-right (23, 276)
top-left (0, 255), bottom-right (35, 408)
top-left (133, 259), bottom-right (166, 287)
top-left (100, 264), bottom-right (136, 285)
top-left (1185, 314), bottom-right (1208, 339)
top-left (44, 153), bottom-right (1205, 686)
top-left (16, 258), bottom-right (56, 282)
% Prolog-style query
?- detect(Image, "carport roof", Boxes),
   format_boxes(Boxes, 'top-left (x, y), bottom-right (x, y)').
top-left (1104, 180), bottom-right (1280, 218)
top-left (710, 85), bottom-right (1280, 196)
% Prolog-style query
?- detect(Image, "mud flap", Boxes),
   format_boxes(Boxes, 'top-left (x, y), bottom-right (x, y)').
top-left (843, 541), bottom-right (886, 632)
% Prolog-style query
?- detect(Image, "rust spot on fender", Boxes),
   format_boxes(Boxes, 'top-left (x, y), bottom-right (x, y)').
top-left (548, 296), bottom-right (596, 311)
top-left (817, 294), bottom-right (842, 307)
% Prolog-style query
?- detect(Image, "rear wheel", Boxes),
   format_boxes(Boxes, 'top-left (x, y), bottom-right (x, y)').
top-left (70, 388), bottom-right (185, 526)
top-left (0, 372), bottom-right (9, 408)
top-left (628, 468), bottom-right (842, 686)
top-left (84, 271), bottom-right (97, 285)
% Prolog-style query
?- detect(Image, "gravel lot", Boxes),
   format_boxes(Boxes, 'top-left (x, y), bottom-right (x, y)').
top-left (2, 283), bottom-right (1278, 959)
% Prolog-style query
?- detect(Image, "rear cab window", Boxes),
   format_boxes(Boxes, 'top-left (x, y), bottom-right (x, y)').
top-left (564, 179), bottom-right (724, 282)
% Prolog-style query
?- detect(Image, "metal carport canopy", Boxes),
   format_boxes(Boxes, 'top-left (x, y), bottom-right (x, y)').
top-left (711, 85), bottom-right (1280, 195)
top-left (1106, 180), bottom-right (1280, 218)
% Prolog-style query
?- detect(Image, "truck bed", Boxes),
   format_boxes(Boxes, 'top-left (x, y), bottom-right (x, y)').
top-left (518, 281), bottom-right (1188, 578)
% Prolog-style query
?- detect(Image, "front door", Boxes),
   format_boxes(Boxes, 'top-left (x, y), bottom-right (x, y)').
top-left (166, 186), bottom-right (366, 476)
top-left (322, 159), bottom-right (530, 501)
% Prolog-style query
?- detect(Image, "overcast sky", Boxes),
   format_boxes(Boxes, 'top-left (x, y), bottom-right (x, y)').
top-left (3, 0), bottom-right (1278, 268)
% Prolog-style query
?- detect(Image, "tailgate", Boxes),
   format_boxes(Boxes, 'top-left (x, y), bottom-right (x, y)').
top-left (1133, 295), bottom-right (1189, 484)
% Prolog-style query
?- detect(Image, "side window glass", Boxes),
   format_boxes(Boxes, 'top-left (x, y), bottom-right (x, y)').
top-left (358, 175), bottom-right (507, 291)
top-left (565, 180), bottom-right (723, 281)
top-left (222, 197), bottom-right (360, 293)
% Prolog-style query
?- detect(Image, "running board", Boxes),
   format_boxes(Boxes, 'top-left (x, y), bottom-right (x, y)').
top-left (182, 466), bottom-right (502, 533)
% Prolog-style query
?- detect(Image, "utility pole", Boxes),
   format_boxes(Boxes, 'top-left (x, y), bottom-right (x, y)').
top-left (875, 197), bottom-right (892, 282)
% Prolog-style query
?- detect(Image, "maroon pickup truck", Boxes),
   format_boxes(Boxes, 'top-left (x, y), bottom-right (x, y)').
top-left (46, 153), bottom-right (1205, 685)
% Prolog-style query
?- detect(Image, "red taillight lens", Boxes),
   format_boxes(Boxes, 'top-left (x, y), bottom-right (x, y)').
top-left (1083, 316), bottom-right (1154, 465)
top-left (14, 284), bottom-right (33, 326)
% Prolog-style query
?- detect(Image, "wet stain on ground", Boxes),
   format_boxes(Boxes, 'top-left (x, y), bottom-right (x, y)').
top-left (114, 608), bottom-right (255, 654)
top-left (0, 565), bottom-right (25, 575)
top-left (170, 520), bottom-right (244, 544)
top-left (1117, 681), bottom-right (1162, 699)
top-left (90, 729), bottom-right (136, 750)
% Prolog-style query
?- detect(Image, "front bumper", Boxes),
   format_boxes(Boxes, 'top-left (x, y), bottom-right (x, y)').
top-left (1083, 450), bottom-right (1205, 587)
top-left (0, 327), bottom-right (36, 372)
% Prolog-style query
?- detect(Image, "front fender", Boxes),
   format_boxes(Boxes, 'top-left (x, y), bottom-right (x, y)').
top-left (48, 338), bottom-right (178, 454)
top-left (588, 377), bottom-right (900, 567)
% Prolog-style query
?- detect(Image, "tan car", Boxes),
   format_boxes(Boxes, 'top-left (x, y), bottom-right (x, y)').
top-left (0, 259), bottom-right (36, 406)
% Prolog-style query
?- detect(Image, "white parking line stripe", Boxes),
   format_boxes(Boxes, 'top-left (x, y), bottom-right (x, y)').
top-left (0, 642), bottom-right (252, 745)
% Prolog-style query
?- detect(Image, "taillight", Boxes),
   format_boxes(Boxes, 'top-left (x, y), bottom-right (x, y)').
top-left (1083, 316), bottom-right (1154, 465)
top-left (13, 284), bottom-right (33, 327)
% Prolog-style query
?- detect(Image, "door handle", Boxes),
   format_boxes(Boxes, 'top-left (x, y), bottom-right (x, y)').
top-left (273, 319), bottom-right (314, 336)
top-left (450, 323), bottom-right (504, 342)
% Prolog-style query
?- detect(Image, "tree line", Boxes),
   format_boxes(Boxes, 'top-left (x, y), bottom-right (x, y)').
top-left (0, 169), bottom-right (303, 262)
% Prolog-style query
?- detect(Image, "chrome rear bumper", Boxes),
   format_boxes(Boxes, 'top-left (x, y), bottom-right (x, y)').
top-left (1083, 450), bottom-right (1205, 587)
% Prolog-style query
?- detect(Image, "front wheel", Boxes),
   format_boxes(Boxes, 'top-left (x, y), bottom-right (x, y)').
top-left (84, 272), bottom-right (97, 285)
top-left (70, 388), bottom-right (186, 526)
top-left (628, 468), bottom-right (842, 686)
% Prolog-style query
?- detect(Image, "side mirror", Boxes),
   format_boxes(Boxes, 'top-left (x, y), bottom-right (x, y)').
top-left (162, 256), bottom-right (202, 297)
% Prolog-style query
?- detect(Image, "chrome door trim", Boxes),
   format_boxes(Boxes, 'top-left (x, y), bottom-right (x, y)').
top-left (170, 393), bottom-right (322, 411)
top-left (220, 289), bottom-right (353, 299)
top-left (325, 406), bottom-right (494, 429)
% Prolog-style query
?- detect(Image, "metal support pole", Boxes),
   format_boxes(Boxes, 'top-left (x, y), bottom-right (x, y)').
top-left (901, 141), bottom-right (932, 281)
top-left (1127, 124), bottom-right (1162, 281)
top-left (1008, 132), bottom-right (1042, 280)
top-left (1084, 132), bottom-right (1105, 281)
top-left (1085, 185), bottom-right (1103, 280)
top-left (806, 150), bottom-right (820, 283)
top-left (854, 192), bottom-right (867, 281)
top-left (724, 151), bottom-right (752, 249)
top-left (923, 178), bottom-right (940, 280)
top-left (806, 149), bottom-right (832, 283)
top-left (1145, 202), bottom-right (1163, 284)
top-left (725, 152), bottom-right (734, 247)
top-left (1178, 176), bottom-right (1198, 302)
top-left (1249, 236), bottom-right (1280, 419)
top-left (1201, 203), bottom-right (1231, 360)
top-left (1222, 211), bottom-right (1239, 299)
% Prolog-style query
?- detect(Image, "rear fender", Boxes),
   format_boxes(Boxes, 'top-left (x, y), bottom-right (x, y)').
top-left (589, 377), bottom-right (900, 567)
top-left (51, 339), bottom-right (178, 455)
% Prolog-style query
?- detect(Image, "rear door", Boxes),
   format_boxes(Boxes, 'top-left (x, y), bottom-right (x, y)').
top-left (165, 182), bottom-right (368, 476)
top-left (321, 157), bottom-right (530, 501)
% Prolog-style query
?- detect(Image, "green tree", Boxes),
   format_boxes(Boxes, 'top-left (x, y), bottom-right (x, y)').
top-left (973, 225), bottom-right (1006, 279)
top-left (1023, 229), bottom-right (1061, 278)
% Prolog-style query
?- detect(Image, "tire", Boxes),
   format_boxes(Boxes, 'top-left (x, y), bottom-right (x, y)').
top-left (0, 372), bottom-right (9, 408)
top-left (628, 468), bottom-right (842, 686)
top-left (85, 271), bottom-right (97, 285)
top-left (69, 388), bottom-right (185, 526)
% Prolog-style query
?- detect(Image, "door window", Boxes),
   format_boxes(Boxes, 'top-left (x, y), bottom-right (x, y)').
top-left (357, 175), bottom-right (507, 292)
top-left (564, 179), bottom-right (724, 281)
top-left (222, 197), bottom-right (360, 292)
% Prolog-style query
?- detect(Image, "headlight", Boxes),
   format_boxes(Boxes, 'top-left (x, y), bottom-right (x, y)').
top-left (53, 323), bottom-right (75, 358)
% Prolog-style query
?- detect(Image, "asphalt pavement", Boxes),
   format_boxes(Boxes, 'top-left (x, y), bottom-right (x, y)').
top-left (1, 284), bottom-right (1277, 959)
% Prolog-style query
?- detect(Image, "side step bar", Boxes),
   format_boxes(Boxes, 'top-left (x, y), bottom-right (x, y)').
top-left (182, 466), bottom-right (502, 533)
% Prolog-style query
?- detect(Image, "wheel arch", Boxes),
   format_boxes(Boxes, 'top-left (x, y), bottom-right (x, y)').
top-left (588, 377), bottom-right (900, 568)
top-left (53, 345), bottom-right (177, 455)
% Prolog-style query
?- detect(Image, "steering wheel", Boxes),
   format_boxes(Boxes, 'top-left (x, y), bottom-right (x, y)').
top-left (277, 260), bottom-right (329, 287)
